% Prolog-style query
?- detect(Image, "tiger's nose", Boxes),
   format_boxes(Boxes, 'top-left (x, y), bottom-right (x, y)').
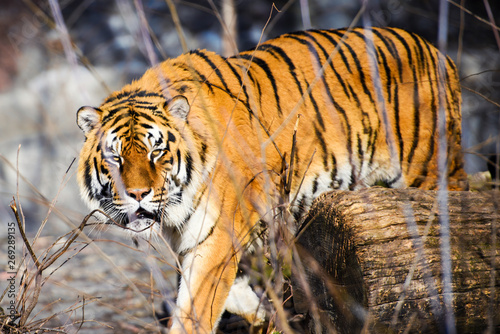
top-left (126, 188), bottom-right (151, 201)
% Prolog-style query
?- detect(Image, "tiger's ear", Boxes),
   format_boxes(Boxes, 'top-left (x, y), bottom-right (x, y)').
top-left (166, 95), bottom-right (190, 120)
top-left (77, 106), bottom-right (102, 135)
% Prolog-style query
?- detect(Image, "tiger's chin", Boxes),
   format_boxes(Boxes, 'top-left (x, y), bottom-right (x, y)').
top-left (127, 217), bottom-right (155, 233)
top-left (119, 209), bottom-right (160, 245)
top-left (126, 209), bottom-right (156, 230)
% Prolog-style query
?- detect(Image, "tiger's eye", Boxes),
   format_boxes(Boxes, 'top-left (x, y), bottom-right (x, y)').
top-left (150, 149), bottom-right (163, 160)
top-left (105, 154), bottom-right (121, 165)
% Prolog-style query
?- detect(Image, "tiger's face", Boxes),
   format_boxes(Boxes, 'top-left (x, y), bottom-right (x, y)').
top-left (76, 93), bottom-right (196, 237)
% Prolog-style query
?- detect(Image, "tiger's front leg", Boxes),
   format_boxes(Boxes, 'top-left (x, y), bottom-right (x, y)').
top-left (169, 221), bottom-right (241, 334)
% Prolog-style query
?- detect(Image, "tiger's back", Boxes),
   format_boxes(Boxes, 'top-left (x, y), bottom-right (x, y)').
top-left (172, 27), bottom-right (466, 207)
top-left (245, 28), bottom-right (465, 194)
top-left (76, 27), bottom-right (467, 333)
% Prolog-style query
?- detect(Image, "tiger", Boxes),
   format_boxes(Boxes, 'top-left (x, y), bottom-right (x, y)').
top-left (76, 27), bottom-right (467, 333)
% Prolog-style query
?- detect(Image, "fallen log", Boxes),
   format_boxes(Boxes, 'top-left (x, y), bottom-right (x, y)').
top-left (292, 188), bottom-right (500, 333)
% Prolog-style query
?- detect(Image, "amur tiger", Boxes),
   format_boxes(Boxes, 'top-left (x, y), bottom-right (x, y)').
top-left (76, 27), bottom-right (467, 333)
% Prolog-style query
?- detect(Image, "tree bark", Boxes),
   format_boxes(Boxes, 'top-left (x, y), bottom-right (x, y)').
top-left (292, 188), bottom-right (500, 333)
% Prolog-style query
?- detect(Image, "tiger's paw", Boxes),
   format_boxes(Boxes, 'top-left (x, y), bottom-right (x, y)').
top-left (224, 276), bottom-right (267, 327)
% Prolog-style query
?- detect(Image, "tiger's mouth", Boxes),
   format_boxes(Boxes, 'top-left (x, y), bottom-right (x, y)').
top-left (123, 209), bottom-right (157, 232)
top-left (134, 208), bottom-right (156, 221)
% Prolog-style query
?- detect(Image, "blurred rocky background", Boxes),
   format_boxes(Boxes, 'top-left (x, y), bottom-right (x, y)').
top-left (0, 0), bottom-right (499, 332)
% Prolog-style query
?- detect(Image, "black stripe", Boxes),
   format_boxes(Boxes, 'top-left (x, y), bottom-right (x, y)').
top-left (313, 30), bottom-right (353, 74)
top-left (330, 154), bottom-right (338, 188)
top-left (172, 190), bottom-right (182, 202)
top-left (184, 66), bottom-right (214, 94)
top-left (347, 83), bottom-right (361, 108)
top-left (100, 106), bottom-right (124, 125)
top-left (200, 142), bottom-right (208, 164)
top-left (292, 195), bottom-right (307, 221)
top-left (136, 105), bottom-right (158, 112)
top-left (101, 107), bottom-right (131, 127)
top-left (103, 113), bottom-right (129, 130)
top-left (287, 31), bottom-right (354, 172)
top-left (308, 92), bottom-right (323, 129)
top-left (133, 90), bottom-right (164, 99)
top-left (348, 169), bottom-right (356, 190)
top-left (110, 126), bottom-right (122, 135)
top-left (330, 65), bottom-right (351, 100)
top-left (409, 176), bottom-right (423, 188)
top-left (257, 44), bottom-right (306, 98)
top-left (135, 112), bottom-right (156, 123)
top-left (446, 56), bottom-right (456, 77)
top-left (385, 28), bottom-right (420, 167)
top-left (246, 68), bottom-right (262, 112)
top-left (191, 50), bottom-right (231, 93)
top-left (313, 124), bottom-right (328, 168)
top-left (448, 159), bottom-right (463, 178)
top-left (163, 156), bottom-right (173, 166)
top-left (132, 134), bottom-right (148, 151)
top-left (146, 131), bottom-right (157, 143)
top-left (257, 43), bottom-right (325, 128)
top-left (99, 164), bottom-right (109, 180)
top-left (284, 33), bottom-right (330, 130)
top-left (185, 153), bottom-right (193, 184)
top-left (369, 126), bottom-right (379, 166)
top-left (229, 62), bottom-right (261, 118)
top-left (386, 171), bottom-right (403, 187)
top-left (393, 78), bottom-right (404, 164)
top-left (372, 28), bottom-right (403, 82)
top-left (354, 29), bottom-right (385, 107)
top-left (95, 141), bottom-right (102, 153)
top-left (332, 99), bottom-right (353, 171)
top-left (419, 41), bottom-right (439, 181)
top-left (104, 89), bottom-right (163, 104)
top-left (140, 123), bottom-right (153, 129)
top-left (177, 84), bottom-right (190, 94)
top-left (224, 60), bottom-right (252, 119)
top-left (134, 99), bottom-right (158, 106)
top-left (225, 60), bottom-right (260, 122)
top-left (376, 45), bottom-right (393, 103)
top-left (167, 131), bottom-right (176, 143)
top-left (331, 30), bottom-right (375, 105)
top-left (357, 133), bottom-right (364, 181)
top-left (239, 54), bottom-right (282, 116)
top-left (347, 81), bottom-right (375, 165)
top-left (382, 30), bottom-right (411, 57)
top-left (308, 31), bottom-right (357, 129)
top-left (384, 28), bottom-right (414, 78)
top-left (408, 33), bottom-right (427, 79)
top-left (84, 158), bottom-right (93, 194)
top-left (312, 175), bottom-right (319, 194)
top-left (276, 35), bottom-right (325, 130)
top-left (176, 149), bottom-right (182, 175)
top-left (407, 64), bottom-right (420, 167)
top-left (93, 157), bottom-right (105, 190)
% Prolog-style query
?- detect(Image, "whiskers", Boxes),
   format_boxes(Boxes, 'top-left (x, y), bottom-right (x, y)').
top-left (85, 220), bottom-right (111, 237)
top-left (93, 190), bottom-right (179, 241)
top-left (97, 199), bottom-right (132, 227)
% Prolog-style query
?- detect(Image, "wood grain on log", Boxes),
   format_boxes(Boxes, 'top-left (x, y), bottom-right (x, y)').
top-left (292, 188), bottom-right (500, 333)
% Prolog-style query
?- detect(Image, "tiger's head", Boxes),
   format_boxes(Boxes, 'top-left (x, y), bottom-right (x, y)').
top-left (76, 88), bottom-right (203, 239)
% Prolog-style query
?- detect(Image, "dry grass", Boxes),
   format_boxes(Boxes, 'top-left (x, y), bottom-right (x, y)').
top-left (0, 0), bottom-right (499, 333)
